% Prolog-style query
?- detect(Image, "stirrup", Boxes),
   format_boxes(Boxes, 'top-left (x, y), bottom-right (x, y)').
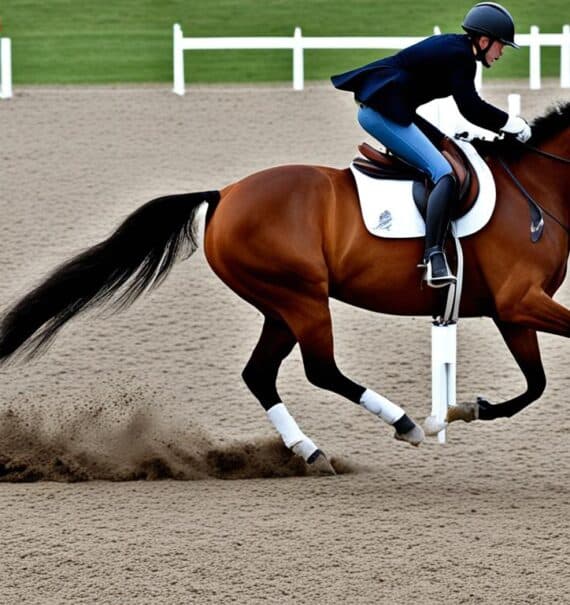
top-left (423, 249), bottom-right (456, 288)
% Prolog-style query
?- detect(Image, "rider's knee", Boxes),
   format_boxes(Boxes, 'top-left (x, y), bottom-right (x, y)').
top-left (432, 163), bottom-right (454, 184)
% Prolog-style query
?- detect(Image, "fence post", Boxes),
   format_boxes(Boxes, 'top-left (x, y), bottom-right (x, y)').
top-left (561, 25), bottom-right (570, 88)
top-left (293, 27), bottom-right (304, 90)
top-left (475, 61), bottom-right (483, 90)
top-left (508, 93), bottom-right (521, 116)
top-left (173, 23), bottom-right (185, 96)
top-left (0, 37), bottom-right (13, 99)
top-left (529, 25), bottom-right (541, 90)
top-left (437, 96), bottom-right (459, 135)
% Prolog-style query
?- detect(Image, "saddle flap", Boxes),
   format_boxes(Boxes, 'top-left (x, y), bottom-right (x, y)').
top-left (440, 137), bottom-right (480, 215)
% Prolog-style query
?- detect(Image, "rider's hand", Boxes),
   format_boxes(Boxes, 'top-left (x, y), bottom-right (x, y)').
top-left (501, 115), bottom-right (532, 143)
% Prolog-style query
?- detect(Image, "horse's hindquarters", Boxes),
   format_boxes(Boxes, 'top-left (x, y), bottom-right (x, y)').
top-left (204, 165), bottom-right (340, 309)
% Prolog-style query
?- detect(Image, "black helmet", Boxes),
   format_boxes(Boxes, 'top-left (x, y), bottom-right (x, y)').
top-left (462, 2), bottom-right (518, 48)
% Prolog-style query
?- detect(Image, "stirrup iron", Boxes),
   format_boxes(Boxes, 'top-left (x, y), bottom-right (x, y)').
top-left (422, 248), bottom-right (456, 288)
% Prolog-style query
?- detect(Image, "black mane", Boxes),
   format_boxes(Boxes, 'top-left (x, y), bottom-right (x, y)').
top-left (469, 101), bottom-right (570, 158)
top-left (528, 101), bottom-right (570, 146)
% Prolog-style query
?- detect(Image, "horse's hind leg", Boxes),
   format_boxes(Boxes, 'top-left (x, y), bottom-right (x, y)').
top-left (277, 293), bottom-right (424, 447)
top-left (242, 315), bottom-right (335, 472)
top-left (242, 315), bottom-right (296, 412)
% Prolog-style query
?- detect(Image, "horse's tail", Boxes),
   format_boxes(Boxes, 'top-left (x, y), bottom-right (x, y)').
top-left (0, 190), bottom-right (221, 363)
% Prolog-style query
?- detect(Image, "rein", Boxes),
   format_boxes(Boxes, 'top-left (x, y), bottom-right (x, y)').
top-left (497, 139), bottom-right (570, 242)
top-left (514, 139), bottom-right (570, 164)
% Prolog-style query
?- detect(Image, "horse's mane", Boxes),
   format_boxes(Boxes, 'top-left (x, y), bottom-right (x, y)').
top-left (469, 101), bottom-right (570, 158)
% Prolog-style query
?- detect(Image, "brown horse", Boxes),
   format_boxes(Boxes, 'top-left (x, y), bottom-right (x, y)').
top-left (1, 102), bottom-right (569, 471)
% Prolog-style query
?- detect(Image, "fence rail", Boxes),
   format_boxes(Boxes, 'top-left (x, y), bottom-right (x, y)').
top-left (2, 26), bottom-right (568, 101)
top-left (173, 23), bottom-right (570, 95)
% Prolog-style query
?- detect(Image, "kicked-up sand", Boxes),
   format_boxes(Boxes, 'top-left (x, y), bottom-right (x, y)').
top-left (0, 80), bottom-right (569, 604)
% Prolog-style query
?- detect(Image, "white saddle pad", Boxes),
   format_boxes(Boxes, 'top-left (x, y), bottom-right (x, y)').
top-left (350, 139), bottom-right (496, 239)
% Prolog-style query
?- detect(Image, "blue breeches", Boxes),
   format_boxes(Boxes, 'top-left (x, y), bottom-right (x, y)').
top-left (357, 105), bottom-right (452, 183)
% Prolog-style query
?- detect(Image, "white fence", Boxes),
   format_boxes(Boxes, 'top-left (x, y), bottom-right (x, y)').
top-left (172, 23), bottom-right (570, 95)
top-left (0, 37), bottom-right (12, 99)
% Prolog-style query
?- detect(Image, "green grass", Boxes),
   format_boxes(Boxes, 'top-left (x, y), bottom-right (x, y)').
top-left (1, 0), bottom-right (568, 84)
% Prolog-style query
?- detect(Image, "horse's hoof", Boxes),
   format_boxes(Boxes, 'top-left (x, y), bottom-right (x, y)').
top-left (394, 423), bottom-right (425, 446)
top-left (446, 402), bottom-right (478, 423)
top-left (424, 415), bottom-right (447, 436)
top-left (307, 449), bottom-right (336, 475)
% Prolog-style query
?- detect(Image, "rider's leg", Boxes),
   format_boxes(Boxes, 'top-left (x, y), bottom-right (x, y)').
top-left (422, 173), bottom-right (458, 287)
top-left (357, 106), bottom-right (456, 287)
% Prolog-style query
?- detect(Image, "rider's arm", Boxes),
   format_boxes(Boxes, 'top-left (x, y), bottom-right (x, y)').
top-left (451, 70), bottom-right (509, 133)
top-left (452, 71), bottom-right (531, 141)
top-left (501, 115), bottom-right (532, 142)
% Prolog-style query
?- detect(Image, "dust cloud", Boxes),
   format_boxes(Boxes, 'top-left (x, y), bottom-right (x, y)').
top-left (0, 381), bottom-right (351, 481)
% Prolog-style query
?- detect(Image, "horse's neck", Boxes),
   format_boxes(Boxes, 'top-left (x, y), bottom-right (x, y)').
top-left (544, 130), bottom-right (570, 161)
top-left (546, 132), bottom-right (570, 205)
top-left (505, 138), bottom-right (569, 255)
top-left (525, 135), bottom-right (570, 203)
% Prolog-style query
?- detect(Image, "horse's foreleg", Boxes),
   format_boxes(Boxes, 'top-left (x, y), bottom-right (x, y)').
top-left (497, 285), bottom-right (570, 337)
top-left (449, 320), bottom-right (546, 423)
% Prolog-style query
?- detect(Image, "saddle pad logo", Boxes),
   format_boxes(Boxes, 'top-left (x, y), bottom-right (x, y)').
top-left (376, 210), bottom-right (393, 231)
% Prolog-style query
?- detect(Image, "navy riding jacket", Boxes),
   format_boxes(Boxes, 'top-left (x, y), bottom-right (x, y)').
top-left (331, 34), bottom-right (508, 132)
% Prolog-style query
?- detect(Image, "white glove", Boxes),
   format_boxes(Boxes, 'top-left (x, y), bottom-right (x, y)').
top-left (501, 115), bottom-right (532, 142)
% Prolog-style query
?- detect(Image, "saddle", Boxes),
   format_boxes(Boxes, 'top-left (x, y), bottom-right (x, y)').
top-left (352, 137), bottom-right (480, 220)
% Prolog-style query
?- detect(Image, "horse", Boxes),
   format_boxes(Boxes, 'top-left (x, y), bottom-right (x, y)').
top-left (0, 102), bottom-right (568, 473)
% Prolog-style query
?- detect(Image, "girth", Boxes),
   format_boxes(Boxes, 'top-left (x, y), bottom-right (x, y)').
top-left (352, 137), bottom-right (480, 220)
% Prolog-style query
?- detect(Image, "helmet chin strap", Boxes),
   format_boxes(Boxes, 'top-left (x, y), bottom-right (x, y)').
top-left (473, 37), bottom-right (494, 68)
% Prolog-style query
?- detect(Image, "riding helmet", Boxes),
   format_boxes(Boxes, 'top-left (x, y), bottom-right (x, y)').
top-left (462, 2), bottom-right (519, 48)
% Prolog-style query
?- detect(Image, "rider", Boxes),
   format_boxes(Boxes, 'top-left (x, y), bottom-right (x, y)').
top-left (331, 2), bottom-right (532, 288)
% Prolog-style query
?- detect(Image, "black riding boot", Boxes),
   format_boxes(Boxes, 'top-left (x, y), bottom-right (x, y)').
top-left (421, 173), bottom-right (457, 288)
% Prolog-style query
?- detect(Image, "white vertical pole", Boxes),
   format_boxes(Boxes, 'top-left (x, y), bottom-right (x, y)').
top-left (507, 93), bottom-right (521, 117)
top-left (173, 23), bottom-right (185, 95)
top-left (446, 328), bottom-right (456, 444)
top-left (293, 26), bottom-right (304, 91)
top-left (0, 38), bottom-right (13, 99)
top-left (431, 323), bottom-right (457, 444)
top-left (561, 25), bottom-right (570, 88)
top-left (529, 25), bottom-right (541, 90)
top-left (433, 26), bottom-right (441, 35)
top-left (437, 96), bottom-right (459, 136)
top-left (474, 61), bottom-right (483, 91)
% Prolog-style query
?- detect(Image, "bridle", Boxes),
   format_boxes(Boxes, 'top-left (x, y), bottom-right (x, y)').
top-left (514, 140), bottom-right (570, 165)
top-left (497, 138), bottom-right (570, 241)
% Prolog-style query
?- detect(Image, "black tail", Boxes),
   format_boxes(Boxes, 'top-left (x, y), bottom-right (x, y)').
top-left (0, 190), bottom-right (220, 363)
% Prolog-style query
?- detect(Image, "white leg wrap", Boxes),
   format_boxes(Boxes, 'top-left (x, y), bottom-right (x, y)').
top-left (292, 440), bottom-right (318, 460)
top-left (266, 403), bottom-right (318, 460)
top-left (360, 388), bottom-right (405, 425)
